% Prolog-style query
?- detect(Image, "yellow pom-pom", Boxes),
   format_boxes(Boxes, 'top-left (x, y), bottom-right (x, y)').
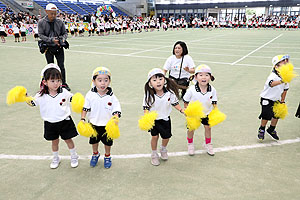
top-left (186, 117), bottom-right (201, 131)
top-left (277, 63), bottom-right (298, 83)
top-left (105, 116), bottom-right (120, 140)
top-left (208, 107), bottom-right (226, 127)
top-left (77, 121), bottom-right (97, 138)
top-left (138, 111), bottom-right (158, 131)
top-left (273, 102), bottom-right (288, 119)
top-left (184, 101), bottom-right (206, 119)
top-left (6, 86), bottom-right (28, 105)
top-left (71, 93), bottom-right (85, 113)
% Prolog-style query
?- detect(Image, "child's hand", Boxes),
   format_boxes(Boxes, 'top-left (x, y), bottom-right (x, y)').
top-left (184, 66), bottom-right (189, 72)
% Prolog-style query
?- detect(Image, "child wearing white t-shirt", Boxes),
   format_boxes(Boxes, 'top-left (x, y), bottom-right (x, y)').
top-left (81, 67), bottom-right (121, 169)
top-left (257, 55), bottom-right (290, 141)
top-left (143, 68), bottom-right (184, 166)
top-left (183, 65), bottom-right (217, 156)
top-left (28, 64), bottom-right (79, 169)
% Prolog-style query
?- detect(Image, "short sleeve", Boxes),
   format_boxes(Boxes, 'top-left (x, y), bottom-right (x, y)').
top-left (183, 88), bottom-right (192, 103)
top-left (170, 92), bottom-right (179, 106)
top-left (163, 56), bottom-right (172, 71)
top-left (142, 94), bottom-right (150, 110)
top-left (211, 88), bottom-right (218, 104)
top-left (31, 93), bottom-right (40, 107)
top-left (186, 56), bottom-right (195, 69)
top-left (111, 95), bottom-right (122, 117)
top-left (83, 92), bottom-right (91, 112)
top-left (284, 83), bottom-right (289, 90)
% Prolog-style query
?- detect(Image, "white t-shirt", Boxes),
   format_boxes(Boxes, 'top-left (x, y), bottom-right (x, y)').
top-left (13, 27), bottom-right (19, 34)
top-left (32, 88), bottom-right (72, 123)
top-left (20, 26), bottom-right (26, 32)
top-left (83, 87), bottom-right (121, 126)
top-left (260, 70), bottom-right (289, 101)
top-left (183, 83), bottom-right (217, 115)
top-left (163, 55), bottom-right (195, 79)
top-left (0, 26), bottom-right (5, 31)
top-left (143, 90), bottom-right (179, 121)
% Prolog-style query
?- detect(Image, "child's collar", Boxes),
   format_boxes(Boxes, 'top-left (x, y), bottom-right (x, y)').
top-left (91, 86), bottom-right (113, 96)
top-left (195, 82), bottom-right (211, 93)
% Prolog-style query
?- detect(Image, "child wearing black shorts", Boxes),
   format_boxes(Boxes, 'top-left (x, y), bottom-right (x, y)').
top-left (143, 68), bottom-right (184, 166)
top-left (81, 67), bottom-right (121, 169)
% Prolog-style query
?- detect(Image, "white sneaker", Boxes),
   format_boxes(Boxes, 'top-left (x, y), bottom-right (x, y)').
top-left (151, 152), bottom-right (160, 166)
top-left (160, 147), bottom-right (168, 160)
top-left (188, 143), bottom-right (195, 156)
top-left (203, 143), bottom-right (215, 156)
top-left (71, 154), bottom-right (79, 168)
top-left (50, 156), bottom-right (61, 169)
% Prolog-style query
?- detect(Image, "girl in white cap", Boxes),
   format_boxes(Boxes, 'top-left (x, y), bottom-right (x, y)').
top-left (81, 67), bottom-right (121, 169)
top-left (183, 64), bottom-right (217, 156)
top-left (27, 63), bottom-right (79, 169)
top-left (143, 68), bottom-right (184, 166)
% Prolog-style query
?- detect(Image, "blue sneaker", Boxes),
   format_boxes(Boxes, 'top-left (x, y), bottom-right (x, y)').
top-left (90, 153), bottom-right (100, 167)
top-left (104, 156), bottom-right (112, 169)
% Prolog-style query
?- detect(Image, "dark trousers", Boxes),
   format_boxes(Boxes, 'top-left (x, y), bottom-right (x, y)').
top-left (45, 47), bottom-right (66, 84)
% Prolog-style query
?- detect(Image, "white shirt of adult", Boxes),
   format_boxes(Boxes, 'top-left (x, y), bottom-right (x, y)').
top-left (163, 55), bottom-right (195, 79)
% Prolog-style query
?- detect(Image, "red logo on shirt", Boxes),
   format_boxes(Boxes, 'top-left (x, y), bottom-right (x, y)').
top-left (108, 102), bottom-right (112, 106)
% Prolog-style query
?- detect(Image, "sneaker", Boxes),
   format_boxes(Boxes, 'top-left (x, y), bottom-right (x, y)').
top-left (266, 128), bottom-right (280, 140)
top-left (188, 143), bottom-right (195, 156)
top-left (257, 129), bottom-right (265, 140)
top-left (62, 83), bottom-right (71, 91)
top-left (151, 152), bottom-right (160, 166)
top-left (90, 153), bottom-right (100, 167)
top-left (71, 154), bottom-right (79, 168)
top-left (160, 147), bottom-right (168, 160)
top-left (104, 156), bottom-right (112, 169)
top-left (203, 143), bottom-right (215, 156)
top-left (50, 156), bottom-right (61, 169)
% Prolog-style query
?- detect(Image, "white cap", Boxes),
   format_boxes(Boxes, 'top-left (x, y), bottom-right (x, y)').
top-left (41, 63), bottom-right (61, 79)
top-left (147, 68), bottom-right (164, 81)
top-left (195, 64), bottom-right (212, 74)
top-left (46, 3), bottom-right (58, 11)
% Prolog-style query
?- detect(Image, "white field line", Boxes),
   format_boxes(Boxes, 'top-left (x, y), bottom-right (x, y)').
top-left (0, 138), bottom-right (299, 160)
top-left (1, 45), bottom-right (300, 70)
top-left (126, 34), bottom-right (227, 56)
top-left (231, 34), bottom-right (283, 65)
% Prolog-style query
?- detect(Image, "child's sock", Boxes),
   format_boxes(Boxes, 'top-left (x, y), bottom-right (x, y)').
top-left (105, 154), bottom-right (110, 157)
top-left (205, 138), bottom-right (211, 144)
top-left (268, 125), bottom-right (276, 132)
top-left (93, 151), bottom-right (99, 155)
top-left (69, 147), bottom-right (77, 156)
top-left (161, 145), bottom-right (167, 151)
top-left (53, 151), bottom-right (59, 158)
top-left (259, 126), bottom-right (266, 130)
top-left (187, 137), bottom-right (193, 144)
top-left (152, 150), bottom-right (158, 155)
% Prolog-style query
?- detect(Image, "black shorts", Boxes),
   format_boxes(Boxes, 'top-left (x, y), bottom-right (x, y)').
top-left (259, 98), bottom-right (279, 120)
top-left (71, 31), bottom-right (74, 34)
top-left (201, 116), bottom-right (209, 126)
top-left (44, 117), bottom-right (78, 141)
top-left (34, 33), bottom-right (38, 38)
top-left (89, 125), bottom-right (113, 146)
top-left (21, 32), bottom-right (26, 37)
top-left (14, 33), bottom-right (20, 38)
top-left (79, 30), bottom-right (83, 34)
top-left (150, 117), bottom-right (172, 139)
top-left (100, 29), bottom-right (104, 33)
top-left (0, 31), bottom-right (6, 37)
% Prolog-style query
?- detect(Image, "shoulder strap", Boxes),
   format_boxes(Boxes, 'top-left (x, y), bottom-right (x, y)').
top-left (178, 56), bottom-right (184, 79)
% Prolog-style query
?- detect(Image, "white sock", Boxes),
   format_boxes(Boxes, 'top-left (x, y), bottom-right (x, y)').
top-left (53, 151), bottom-right (59, 158)
top-left (161, 146), bottom-right (167, 151)
top-left (69, 148), bottom-right (77, 156)
top-left (152, 150), bottom-right (157, 155)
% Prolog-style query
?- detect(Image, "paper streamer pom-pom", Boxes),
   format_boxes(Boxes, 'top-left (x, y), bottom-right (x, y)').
top-left (105, 116), bottom-right (120, 140)
top-left (138, 111), bottom-right (158, 131)
top-left (184, 101), bottom-right (206, 119)
top-left (277, 63), bottom-right (298, 83)
top-left (273, 102), bottom-right (288, 119)
top-left (77, 121), bottom-right (97, 138)
top-left (6, 86), bottom-right (28, 105)
top-left (208, 108), bottom-right (226, 127)
top-left (71, 93), bottom-right (85, 113)
top-left (186, 117), bottom-right (201, 131)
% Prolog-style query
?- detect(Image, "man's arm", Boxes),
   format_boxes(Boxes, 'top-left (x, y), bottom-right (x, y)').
top-left (38, 20), bottom-right (53, 43)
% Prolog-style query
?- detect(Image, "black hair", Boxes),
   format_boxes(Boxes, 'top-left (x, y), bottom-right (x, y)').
top-left (144, 73), bottom-right (179, 108)
top-left (92, 74), bottom-right (111, 80)
top-left (194, 73), bottom-right (215, 81)
top-left (172, 41), bottom-right (188, 56)
top-left (39, 68), bottom-right (62, 96)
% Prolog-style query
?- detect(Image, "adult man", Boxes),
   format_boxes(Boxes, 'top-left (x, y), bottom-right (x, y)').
top-left (38, 3), bottom-right (70, 91)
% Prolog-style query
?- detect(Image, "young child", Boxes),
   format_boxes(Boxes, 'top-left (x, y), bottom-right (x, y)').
top-left (0, 23), bottom-right (7, 43)
top-left (81, 67), bottom-right (121, 169)
top-left (20, 23), bottom-right (27, 42)
top-left (28, 63), bottom-right (79, 169)
top-left (143, 68), bottom-right (184, 166)
top-left (33, 24), bottom-right (39, 41)
top-left (13, 24), bottom-right (20, 42)
top-left (257, 55), bottom-right (290, 141)
top-left (183, 65), bottom-right (217, 156)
